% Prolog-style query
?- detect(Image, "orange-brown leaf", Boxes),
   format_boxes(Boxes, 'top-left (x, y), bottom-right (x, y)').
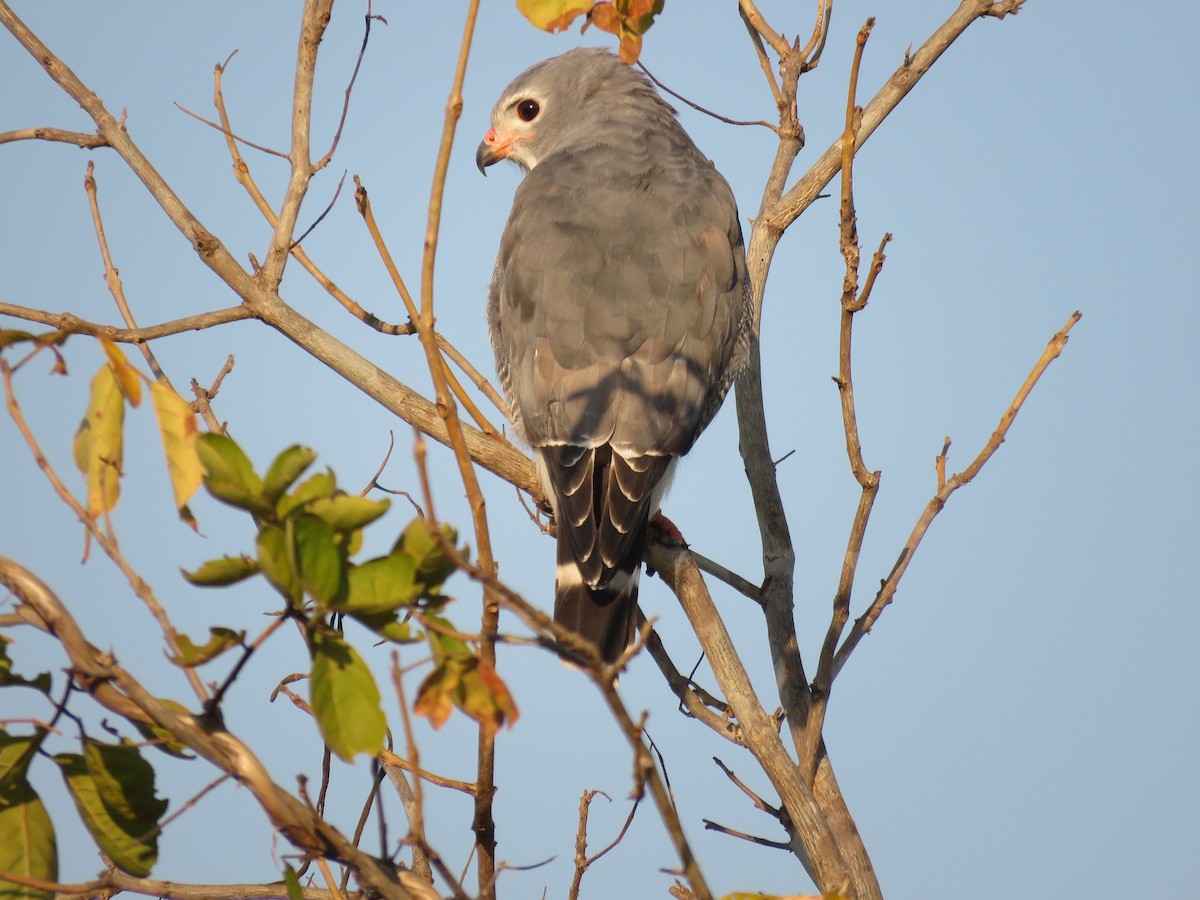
top-left (618, 31), bottom-right (643, 64)
top-left (460, 656), bottom-right (519, 738)
top-left (589, 2), bottom-right (621, 35)
top-left (413, 660), bottom-right (461, 731)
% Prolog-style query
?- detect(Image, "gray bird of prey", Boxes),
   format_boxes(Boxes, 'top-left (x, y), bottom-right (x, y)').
top-left (477, 48), bottom-right (752, 664)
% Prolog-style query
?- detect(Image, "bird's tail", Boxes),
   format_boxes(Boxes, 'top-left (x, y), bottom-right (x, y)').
top-left (553, 525), bottom-right (644, 665)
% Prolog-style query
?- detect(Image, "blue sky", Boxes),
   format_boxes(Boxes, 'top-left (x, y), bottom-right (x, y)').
top-left (2, 1), bottom-right (1197, 898)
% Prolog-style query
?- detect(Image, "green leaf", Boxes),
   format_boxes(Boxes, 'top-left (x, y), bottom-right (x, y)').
top-left (307, 494), bottom-right (390, 532)
top-left (339, 554), bottom-right (418, 614)
top-left (0, 744), bottom-right (57, 900)
top-left (344, 526), bottom-right (364, 557)
top-left (398, 517), bottom-right (459, 594)
top-left (131, 699), bottom-right (192, 759)
top-left (0, 329), bottom-right (69, 352)
top-left (348, 610), bottom-right (416, 644)
top-left (257, 525), bottom-right (300, 604)
top-left (82, 739), bottom-right (168, 827)
top-left (424, 613), bottom-right (470, 661)
top-left (0, 330), bottom-right (38, 350)
top-left (282, 865), bottom-right (305, 900)
top-left (0, 730), bottom-right (44, 794)
top-left (294, 514), bottom-right (344, 606)
top-left (181, 555), bottom-right (259, 587)
top-left (0, 637), bottom-right (51, 695)
top-left (195, 433), bottom-right (272, 517)
top-left (309, 629), bottom-right (386, 761)
top-left (54, 752), bottom-right (159, 877)
top-left (169, 627), bottom-right (245, 667)
top-left (73, 361), bottom-right (125, 521)
top-left (276, 470), bottom-right (335, 519)
top-left (516, 0), bottom-right (594, 32)
top-left (263, 445), bottom-right (316, 505)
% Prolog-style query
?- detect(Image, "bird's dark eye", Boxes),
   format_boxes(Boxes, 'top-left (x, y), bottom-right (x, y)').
top-left (517, 99), bottom-right (540, 122)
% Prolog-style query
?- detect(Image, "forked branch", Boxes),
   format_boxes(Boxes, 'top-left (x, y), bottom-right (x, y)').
top-left (833, 310), bottom-right (1083, 676)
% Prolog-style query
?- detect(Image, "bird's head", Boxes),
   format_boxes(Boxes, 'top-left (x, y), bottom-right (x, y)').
top-left (476, 47), bottom-right (669, 175)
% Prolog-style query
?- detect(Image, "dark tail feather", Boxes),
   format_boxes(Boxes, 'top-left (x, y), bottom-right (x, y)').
top-left (553, 529), bottom-right (642, 664)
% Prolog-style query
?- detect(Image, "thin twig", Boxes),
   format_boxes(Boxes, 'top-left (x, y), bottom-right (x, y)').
top-left (353, 177), bottom-right (420, 325)
top-left (738, 0), bottom-right (791, 56)
top-left (0, 301), bottom-right (254, 343)
top-left (390, 650), bottom-right (430, 883)
top-left (701, 819), bottom-right (791, 850)
top-left (360, 431), bottom-right (397, 497)
top-left (379, 748), bottom-right (476, 796)
top-left (191, 354), bottom-right (236, 434)
top-left (713, 756), bottom-right (782, 820)
top-left (689, 550), bottom-right (763, 605)
top-left (797, 0), bottom-right (834, 71)
top-left (587, 795), bottom-right (641, 866)
top-left (260, 0), bottom-right (335, 289)
top-left (205, 615), bottom-right (289, 715)
top-left (133, 774), bottom-right (231, 845)
top-left (314, 1), bottom-right (384, 171)
top-left (738, 5), bottom-right (783, 108)
top-left (84, 160), bottom-right (175, 390)
top-left (290, 170), bottom-right (347, 249)
top-left (211, 55), bottom-right (410, 336)
top-left (435, 332), bottom-right (512, 422)
top-left (173, 102), bottom-right (289, 158)
top-left (637, 62), bottom-right (779, 133)
top-left (935, 436), bottom-right (951, 491)
top-left (568, 790), bottom-right (602, 900)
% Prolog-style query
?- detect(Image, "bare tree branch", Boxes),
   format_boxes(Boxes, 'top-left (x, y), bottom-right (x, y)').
top-left (701, 819), bottom-right (791, 850)
top-left (763, 0), bottom-right (1030, 234)
top-left (0, 301), bottom-right (254, 343)
top-left (802, 17), bottom-right (882, 782)
top-left (0, 869), bottom-right (349, 900)
top-left (0, 126), bottom-right (107, 148)
top-left (833, 310), bottom-right (1082, 675)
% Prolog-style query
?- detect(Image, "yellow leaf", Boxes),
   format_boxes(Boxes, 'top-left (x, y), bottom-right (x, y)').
top-left (73, 363), bottom-right (125, 523)
top-left (99, 337), bottom-right (142, 407)
top-left (516, 0), bottom-right (594, 32)
top-left (149, 382), bottom-right (202, 524)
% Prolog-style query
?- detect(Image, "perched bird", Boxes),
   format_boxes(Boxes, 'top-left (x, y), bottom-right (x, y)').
top-left (477, 48), bottom-right (752, 663)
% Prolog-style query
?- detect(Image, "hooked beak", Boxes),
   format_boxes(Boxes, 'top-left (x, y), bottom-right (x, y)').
top-left (476, 127), bottom-right (507, 175)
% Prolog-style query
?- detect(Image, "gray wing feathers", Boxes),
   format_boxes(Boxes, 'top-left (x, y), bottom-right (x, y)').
top-left (490, 154), bottom-right (749, 455)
